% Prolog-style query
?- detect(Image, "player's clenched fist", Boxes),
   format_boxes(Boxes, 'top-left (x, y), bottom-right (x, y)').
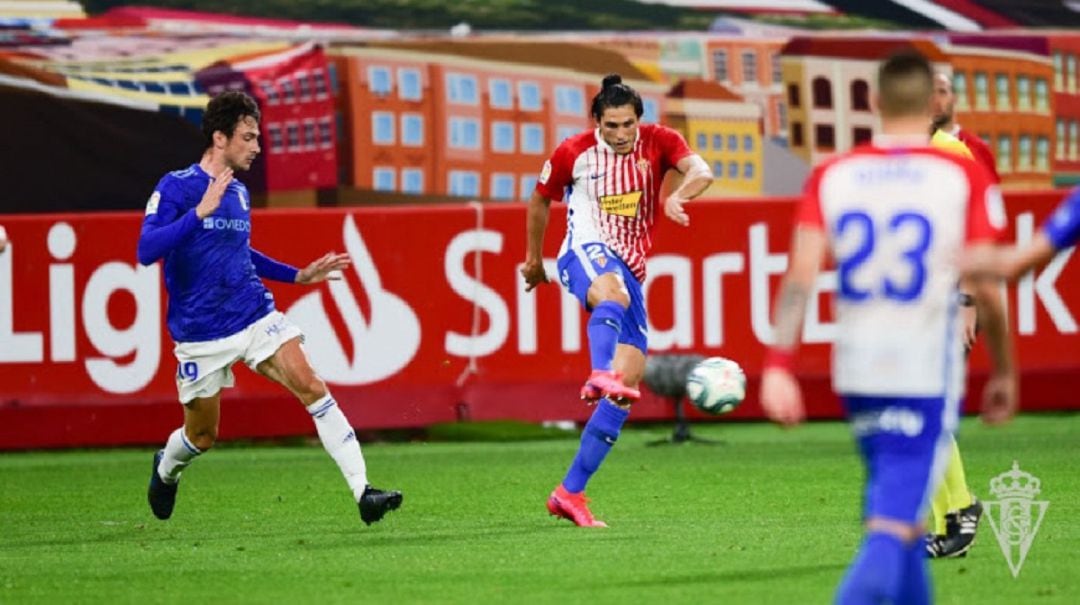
top-left (521, 258), bottom-right (549, 292)
top-left (760, 367), bottom-right (805, 427)
top-left (195, 168), bottom-right (234, 219)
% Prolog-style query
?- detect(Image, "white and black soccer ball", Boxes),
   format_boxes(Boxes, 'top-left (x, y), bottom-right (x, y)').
top-left (685, 356), bottom-right (746, 415)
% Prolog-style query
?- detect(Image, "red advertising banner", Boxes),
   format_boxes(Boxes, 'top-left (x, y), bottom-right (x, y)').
top-left (1, 192), bottom-right (1077, 449)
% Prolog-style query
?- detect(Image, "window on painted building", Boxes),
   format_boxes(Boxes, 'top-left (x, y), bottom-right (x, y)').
top-left (520, 175), bottom-right (538, 200)
top-left (555, 85), bottom-right (584, 115)
top-left (402, 169), bottom-right (424, 194)
top-left (742, 51), bottom-right (757, 83)
top-left (168, 82), bottom-right (193, 95)
top-left (974, 72), bottom-right (989, 109)
top-left (372, 112), bottom-right (395, 145)
top-left (1037, 136), bottom-right (1050, 171)
top-left (1058, 119), bottom-right (1067, 159)
top-left (312, 70), bottom-right (328, 100)
top-left (812, 77), bottom-right (832, 108)
top-left (743, 162), bottom-right (754, 179)
top-left (850, 79), bottom-right (870, 111)
top-left (853, 127), bottom-right (873, 146)
top-left (557, 125), bottom-right (579, 143)
top-left (280, 78), bottom-right (296, 104)
top-left (489, 78), bottom-right (512, 109)
top-left (1054, 52), bottom-right (1064, 90)
top-left (449, 171), bottom-right (480, 197)
top-left (712, 50), bottom-right (728, 81)
top-left (492, 121), bottom-right (515, 152)
top-left (1035, 78), bottom-right (1049, 112)
top-left (521, 124), bottom-right (545, 154)
top-left (815, 124), bottom-right (835, 150)
top-left (268, 123), bottom-right (284, 153)
top-left (368, 66), bottom-right (391, 96)
top-left (318, 117), bottom-right (333, 149)
top-left (787, 83), bottom-right (800, 108)
top-left (401, 114), bottom-right (424, 147)
top-left (696, 133), bottom-right (708, 150)
top-left (778, 101), bottom-right (788, 130)
top-left (449, 117), bottom-right (481, 149)
top-left (398, 68), bottom-right (421, 101)
top-left (743, 134), bottom-right (754, 151)
top-left (771, 53), bottom-right (782, 84)
top-left (642, 98), bottom-right (659, 123)
top-left (303, 120), bottom-right (317, 150)
top-left (373, 167), bottom-right (395, 192)
top-left (1071, 121), bottom-right (1079, 160)
top-left (953, 71), bottom-right (968, 110)
top-left (447, 73), bottom-right (479, 104)
top-left (1018, 135), bottom-right (1032, 170)
top-left (713, 161), bottom-right (723, 178)
top-left (995, 73), bottom-right (1011, 111)
top-left (791, 122), bottom-right (804, 147)
top-left (1069, 54), bottom-right (1078, 93)
top-left (298, 73), bottom-right (312, 101)
top-left (1016, 76), bottom-right (1031, 111)
top-left (491, 173), bottom-right (516, 201)
top-left (996, 136), bottom-right (1012, 173)
top-left (286, 122), bottom-right (300, 151)
top-left (727, 161), bottom-right (738, 179)
top-left (727, 134), bottom-right (738, 151)
top-left (519, 81), bottom-right (542, 111)
top-left (327, 62), bottom-right (340, 96)
top-left (712, 134), bottom-right (723, 150)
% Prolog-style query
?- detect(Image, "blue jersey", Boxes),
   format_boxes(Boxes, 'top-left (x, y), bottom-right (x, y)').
top-left (1044, 187), bottom-right (1080, 251)
top-left (138, 164), bottom-right (290, 343)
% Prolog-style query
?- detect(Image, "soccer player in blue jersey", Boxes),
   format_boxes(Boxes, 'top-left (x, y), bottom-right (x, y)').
top-left (760, 52), bottom-right (1017, 604)
top-left (138, 91), bottom-right (402, 525)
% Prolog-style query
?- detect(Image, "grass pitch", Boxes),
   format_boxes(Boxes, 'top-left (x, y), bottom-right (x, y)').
top-left (1, 415), bottom-right (1077, 604)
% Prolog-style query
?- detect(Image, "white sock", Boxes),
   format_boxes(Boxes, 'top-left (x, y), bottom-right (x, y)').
top-left (307, 394), bottom-right (368, 501)
top-left (158, 427), bottom-right (202, 484)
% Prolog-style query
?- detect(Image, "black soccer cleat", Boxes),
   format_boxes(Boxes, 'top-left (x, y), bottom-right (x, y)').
top-left (147, 449), bottom-right (179, 520)
top-left (358, 485), bottom-right (403, 525)
top-left (927, 499), bottom-right (983, 559)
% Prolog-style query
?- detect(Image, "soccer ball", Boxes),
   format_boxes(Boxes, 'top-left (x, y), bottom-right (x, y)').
top-left (685, 357), bottom-right (746, 415)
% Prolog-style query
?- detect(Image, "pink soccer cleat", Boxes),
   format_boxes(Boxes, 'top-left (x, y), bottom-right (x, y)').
top-left (580, 370), bottom-right (640, 404)
top-left (547, 485), bottom-right (608, 528)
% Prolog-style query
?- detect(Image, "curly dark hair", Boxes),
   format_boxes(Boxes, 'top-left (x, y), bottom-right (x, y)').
top-left (590, 73), bottom-right (643, 121)
top-left (201, 91), bottom-right (261, 149)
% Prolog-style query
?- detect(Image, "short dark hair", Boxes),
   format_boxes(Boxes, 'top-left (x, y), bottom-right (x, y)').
top-left (590, 74), bottom-right (643, 121)
top-left (877, 50), bottom-right (934, 118)
top-left (201, 91), bottom-right (261, 148)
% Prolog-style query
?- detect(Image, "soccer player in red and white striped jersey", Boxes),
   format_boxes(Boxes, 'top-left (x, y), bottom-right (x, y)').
top-left (522, 74), bottom-right (712, 527)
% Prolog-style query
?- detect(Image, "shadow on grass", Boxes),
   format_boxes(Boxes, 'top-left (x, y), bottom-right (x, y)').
top-left (622, 562), bottom-right (847, 587)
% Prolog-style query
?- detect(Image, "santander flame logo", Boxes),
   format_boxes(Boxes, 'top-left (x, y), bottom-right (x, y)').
top-left (285, 214), bottom-right (421, 385)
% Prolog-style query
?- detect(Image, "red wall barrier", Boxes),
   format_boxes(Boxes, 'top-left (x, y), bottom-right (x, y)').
top-left (1, 192), bottom-right (1078, 449)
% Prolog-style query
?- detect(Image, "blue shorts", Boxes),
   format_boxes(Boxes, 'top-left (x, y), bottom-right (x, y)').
top-left (842, 395), bottom-right (954, 525)
top-left (556, 242), bottom-right (648, 354)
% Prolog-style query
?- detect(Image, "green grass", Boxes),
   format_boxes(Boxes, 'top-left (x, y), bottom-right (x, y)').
top-left (1, 415), bottom-right (1077, 604)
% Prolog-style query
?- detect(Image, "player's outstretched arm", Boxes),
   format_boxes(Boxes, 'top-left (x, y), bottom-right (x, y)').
top-left (969, 244), bottom-right (1018, 424)
top-left (663, 154), bottom-right (713, 227)
top-left (761, 226), bottom-right (827, 427)
top-left (521, 191), bottom-right (552, 292)
top-left (295, 252), bottom-right (351, 284)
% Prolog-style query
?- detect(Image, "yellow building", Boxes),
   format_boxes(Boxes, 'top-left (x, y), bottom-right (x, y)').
top-left (664, 79), bottom-right (763, 196)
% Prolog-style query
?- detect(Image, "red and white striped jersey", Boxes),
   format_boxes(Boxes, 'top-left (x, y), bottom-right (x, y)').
top-left (797, 140), bottom-right (1005, 398)
top-left (535, 124), bottom-right (692, 281)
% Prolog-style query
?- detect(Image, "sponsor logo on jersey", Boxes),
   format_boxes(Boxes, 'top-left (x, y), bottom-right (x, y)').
top-left (599, 191), bottom-right (642, 217)
top-left (539, 160), bottom-right (552, 185)
top-left (145, 191), bottom-right (161, 216)
top-left (202, 217), bottom-right (252, 232)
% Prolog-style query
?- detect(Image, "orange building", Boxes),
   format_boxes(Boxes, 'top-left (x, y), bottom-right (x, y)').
top-left (330, 42), bottom-right (666, 202)
top-left (1048, 32), bottom-right (1080, 186)
top-left (702, 37), bottom-right (788, 142)
top-left (945, 35), bottom-right (1055, 189)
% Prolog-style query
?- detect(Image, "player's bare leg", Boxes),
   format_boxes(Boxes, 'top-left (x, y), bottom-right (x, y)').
top-left (148, 393), bottom-right (220, 520)
top-left (257, 337), bottom-right (401, 525)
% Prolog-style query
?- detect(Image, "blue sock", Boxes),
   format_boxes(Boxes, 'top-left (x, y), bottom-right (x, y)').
top-left (835, 532), bottom-right (905, 605)
top-left (562, 399), bottom-right (630, 493)
top-left (896, 538), bottom-right (931, 605)
top-left (587, 301), bottom-right (625, 371)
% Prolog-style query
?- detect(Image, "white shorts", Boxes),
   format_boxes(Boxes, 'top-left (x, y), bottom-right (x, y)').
top-left (173, 310), bottom-right (303, 404)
